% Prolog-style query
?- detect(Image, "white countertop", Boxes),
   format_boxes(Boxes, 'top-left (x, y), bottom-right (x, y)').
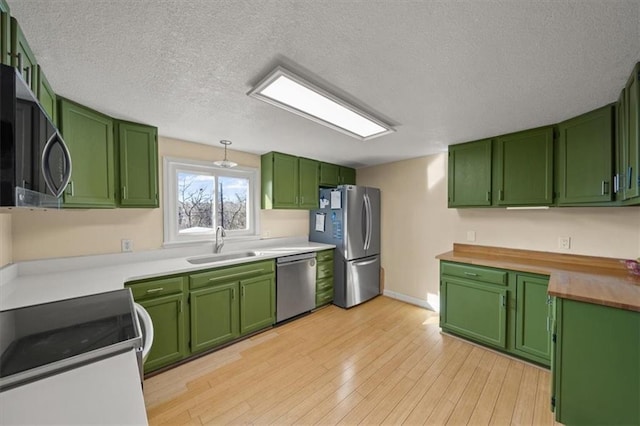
top-left (0, 237), bottom-right (334, 426)
top-left (0, 237), bottom-right (334, 311)
top-left (0, 350), bottom-right (147, 426)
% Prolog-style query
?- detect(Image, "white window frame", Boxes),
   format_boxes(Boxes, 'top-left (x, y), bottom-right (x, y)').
top-left (163, 157), bottom-right (260, 245)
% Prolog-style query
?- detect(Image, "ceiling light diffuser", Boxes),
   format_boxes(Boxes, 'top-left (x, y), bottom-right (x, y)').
top-left (248, 67), bottom-right (395, 141)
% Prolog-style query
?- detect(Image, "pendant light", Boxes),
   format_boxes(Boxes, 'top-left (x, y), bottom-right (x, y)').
top-left (213, 140), bottom-right (237, 168)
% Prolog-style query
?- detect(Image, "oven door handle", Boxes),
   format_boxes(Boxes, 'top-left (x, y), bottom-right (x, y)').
top-left (134, 303), bottom-right (154, 362)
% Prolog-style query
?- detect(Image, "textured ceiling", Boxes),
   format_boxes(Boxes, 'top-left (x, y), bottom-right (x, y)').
top-left (7, 0), bottom-right (640, 168)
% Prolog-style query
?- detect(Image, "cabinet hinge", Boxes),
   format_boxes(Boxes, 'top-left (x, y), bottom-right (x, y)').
top-left (551, 396), bottom-right (556, 408)
top-left (552, 334), bottom-right (557, 343)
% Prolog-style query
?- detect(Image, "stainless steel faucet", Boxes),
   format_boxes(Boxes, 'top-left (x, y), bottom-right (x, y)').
top-left (214, 226), bottom-right (226, 253)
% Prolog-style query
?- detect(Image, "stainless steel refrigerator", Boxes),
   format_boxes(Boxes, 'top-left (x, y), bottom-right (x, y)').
top-left (309, 185), bottom-right (381, 308)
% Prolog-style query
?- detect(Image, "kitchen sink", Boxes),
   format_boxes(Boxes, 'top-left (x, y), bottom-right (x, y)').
top-left (187, 251), bottom-right (259, 264)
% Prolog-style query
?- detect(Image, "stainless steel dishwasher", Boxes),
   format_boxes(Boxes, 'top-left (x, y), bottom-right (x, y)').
top-left (276, 252), bottom-right (317, 323)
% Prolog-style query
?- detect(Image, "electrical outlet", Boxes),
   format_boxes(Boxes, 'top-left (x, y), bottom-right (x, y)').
top-left (263, 230), bottom-right (271, 238)
top-left (558, 236), bottom-right (571, 250)
top-left (121, 239), bottom-right (133, 253)
top-left (466, 231), bottom-right (476, 242)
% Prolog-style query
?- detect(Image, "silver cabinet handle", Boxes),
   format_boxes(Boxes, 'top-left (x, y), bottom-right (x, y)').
top-left (301, 196), bottom-right (304, 204)
top-left (67, 181), bottom-right (75, 196)
top-left (613, 175), bottom-right (619, 193)
top-left (146, 287), bottom-right (164, 293)
top-left (500, 294), bottom-right (506, 307)
top-left (601, 180), bottom-right (609, 195)
top-left (122, 186), bottom-right (127, 200)
top-left (628, 167), bottom-right (633, 189)
top-left (498, 189), bottom-right (504, 201)
top-left (464, 272), bottom-right (479, 277)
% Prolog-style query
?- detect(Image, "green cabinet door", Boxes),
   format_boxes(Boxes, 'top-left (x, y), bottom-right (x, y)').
top-left (36, 65), bottom-right (56, 123)
top-left (440, 277), bottom-right (507, 348)
top-left (298, 157), bottom-right (319, 209)
top-left (190, 282), bottom-right (240, 353)
top-left (140, 293), bottom-right (187, 373)
top-left (240, 274), bottom-right (275, 335)
top-left (554, 299), bottom-right (639, 425)
top-left (58, 98), bottom-right (115, 208)
top-left (615, 89), bottom-right (627, 201)
top-left (557, 106), bottom-right (614, 204)
top-left (624, 62), bottom-right (640, 200)
top-left (319, 162), bottom-right (339, 187)
top-left (514, 274), bottom-right (551, 365)
top-left (9, 17), bottom-right (36, 91)
top-left (448, 139), bottom-right (492, 207)
top-left (339, 166), bottom-right (356, 185)
top-left (261, 152), bottom-right (298, 209)
top-left (495, 127), bottom-right (554, 205)
top-left (0, 0), bottom-right (10, 66)
top-left (116, 120), bottom-right (158, 207)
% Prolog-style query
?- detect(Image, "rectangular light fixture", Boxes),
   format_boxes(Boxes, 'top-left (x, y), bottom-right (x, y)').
top-left (248, 66), bottom-right (395, 141)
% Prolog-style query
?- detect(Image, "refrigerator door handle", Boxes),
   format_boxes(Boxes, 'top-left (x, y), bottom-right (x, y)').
top-left (361, 196), bottom-right (368, 248)
top-left (364, 193), bottom-right (372, 251)
top-left (352, 257), bottom-right (378, 267)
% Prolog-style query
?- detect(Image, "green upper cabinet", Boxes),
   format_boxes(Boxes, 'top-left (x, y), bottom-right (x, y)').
top-left (115, 120), bottom-right (159, 207)
top-left (557, 105), bottom-right (614, 204)
top-left (298, 157), bottom-right (319, 209)
top-left (319, 163), bottom-right (355, 187)
top-left (262, 152), bottom-right (298, 209)
top-left (9, 17), bottom-right (36, 92)
top-left (615, 89), bottom-right (627, 202)
top-left (495, 126), bottom-right (554, 206)
top-left (339, 166), bottom-right (356, 185)
top-left (514, 274), bottom-right (551, 365)
top-left (448, 139), bottom-right (492, 207)
top-left (58, 98), bottom-right (116, 208)
top-left (622, 62), bottom-right (640, 201)
top-left (319, 162), bottom-right (339, 187)
top-left (239, 274), bottom-right (275, 335)
top-left (36, 65), bottom-right (56, 123)
top-left (0, 0), bottom-right (10, 66)
top-left (261, 152), bottom-right (319, 209)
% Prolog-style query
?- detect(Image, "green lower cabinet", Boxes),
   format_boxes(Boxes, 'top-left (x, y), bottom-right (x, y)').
top-left (553, 299), bottom-right (640, 425)
top-left (240, 275), bottom-right (276, 335)
top-left (316, 249), bottom-right (334, 307)
top-left (513, 274), bottom-right (551, 364)
top-left (139, 293), bottom-right (187, 373)
top-left (440, 262), bottom-right (551, 366)
top-left (440, 277), bottom-right (507, 348)
top-left (190, 282), bottom-right (239, 353)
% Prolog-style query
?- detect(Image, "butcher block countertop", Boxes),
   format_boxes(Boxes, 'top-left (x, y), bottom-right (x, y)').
top-left (436, 244), bottom-right (640, 312)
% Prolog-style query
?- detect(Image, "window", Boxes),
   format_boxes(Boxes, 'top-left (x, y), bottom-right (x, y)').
top-left (163, 157), bottom-right (259, 244)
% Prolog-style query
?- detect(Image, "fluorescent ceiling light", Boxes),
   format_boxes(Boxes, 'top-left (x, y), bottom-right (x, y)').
top-left (248, 67), bottom-right (394, 141)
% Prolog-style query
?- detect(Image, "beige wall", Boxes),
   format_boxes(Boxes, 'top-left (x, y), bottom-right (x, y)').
top-left (358, 153), bottom-right (640, 311)
top-left (7, 137), bottom-right (309, 263)
top-left (0, 214), bottom-right (12, 267)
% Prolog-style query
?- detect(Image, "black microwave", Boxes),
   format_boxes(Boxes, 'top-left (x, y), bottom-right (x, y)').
top-left (0, 64), bottom-right (71, 208)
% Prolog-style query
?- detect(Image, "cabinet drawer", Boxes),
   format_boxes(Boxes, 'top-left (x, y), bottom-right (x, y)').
top-left (317, 250), bottom-right (334, 263)
top-left (316, 288), bottom-right (333, 306)
top-left (317, 262), bottom-right (334, 280)
top-left (316, 277), bottom-right (334, 292)
top-left (441, 262), bottom-right (507, 285)
top-left (190, 260), bottom-right (275, 290)
top-left (127, 276), bottom-right (185, 300)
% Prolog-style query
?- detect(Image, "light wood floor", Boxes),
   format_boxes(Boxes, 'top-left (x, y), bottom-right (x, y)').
top-left (144, 296), bottom-right (557, 425)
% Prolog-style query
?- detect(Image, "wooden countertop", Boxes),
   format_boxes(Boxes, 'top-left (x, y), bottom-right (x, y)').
top-left (436, 244), bottom-right (640, 312)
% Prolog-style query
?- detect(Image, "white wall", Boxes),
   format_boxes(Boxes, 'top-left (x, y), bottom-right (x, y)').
top-left (357, 153), bottom-right (640, 311)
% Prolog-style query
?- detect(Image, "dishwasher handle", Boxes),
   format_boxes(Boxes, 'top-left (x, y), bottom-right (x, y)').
top-left (276, 252), bottom-right (317, 265)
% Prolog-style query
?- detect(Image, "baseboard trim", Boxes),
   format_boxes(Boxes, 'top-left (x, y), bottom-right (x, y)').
top-left (383, 289), bottom-right (435, 311)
